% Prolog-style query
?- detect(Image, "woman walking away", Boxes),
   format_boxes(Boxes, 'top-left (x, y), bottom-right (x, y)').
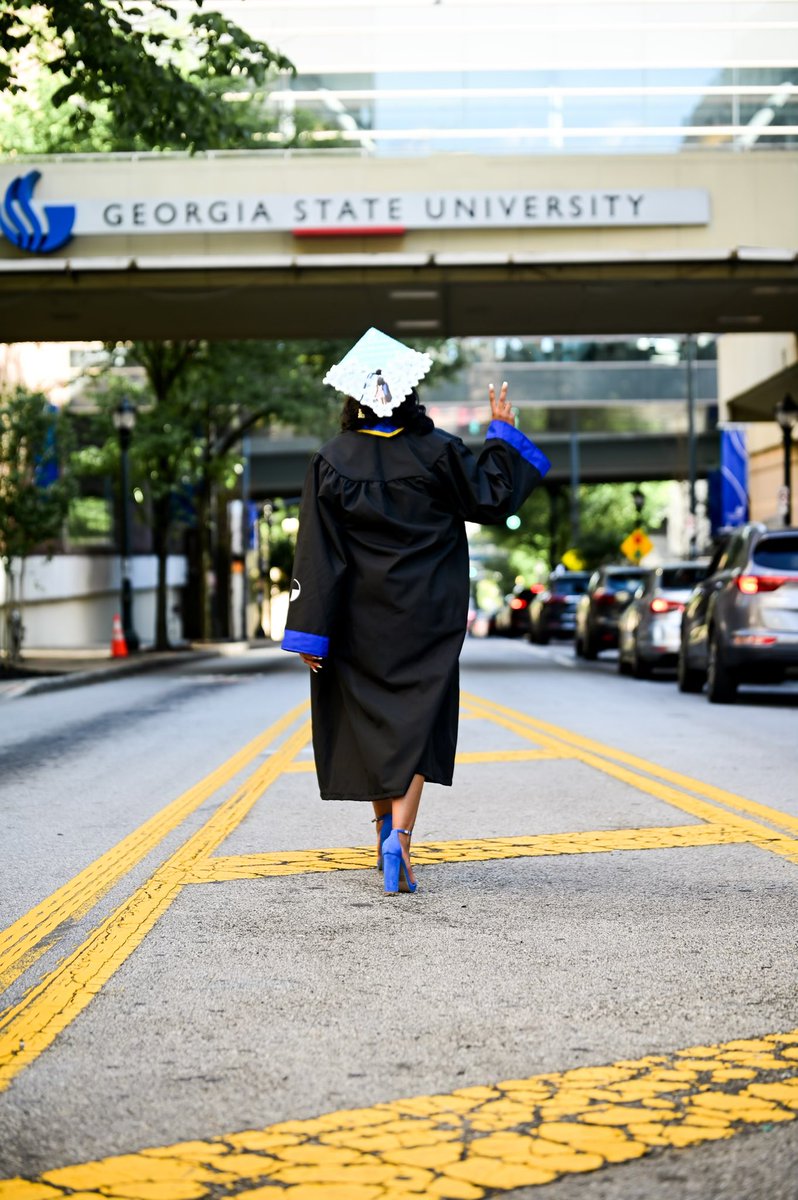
top-left (282, 328), bottom-right (550, 894)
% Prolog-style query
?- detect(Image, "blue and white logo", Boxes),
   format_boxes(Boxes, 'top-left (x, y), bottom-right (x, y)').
top-left (0, 170), bottom-right (76, 253)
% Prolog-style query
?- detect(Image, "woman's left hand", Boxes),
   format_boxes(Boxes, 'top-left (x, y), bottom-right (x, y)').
top-left (488, 381), bottom-right (515, 426)
top-left (300, 653), bottom-right (323, 673)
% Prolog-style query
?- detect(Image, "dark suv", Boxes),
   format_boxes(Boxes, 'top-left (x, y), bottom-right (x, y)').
top-left (575, 565), bottom-right (649, 659)
top-left (529, 571), bottom-right (590, 643)
top-left (678, 524), bottom-right (798, 703)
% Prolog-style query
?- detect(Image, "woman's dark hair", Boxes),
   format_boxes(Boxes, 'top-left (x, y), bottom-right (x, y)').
top-left (340, 388), bottom-right (434, 434)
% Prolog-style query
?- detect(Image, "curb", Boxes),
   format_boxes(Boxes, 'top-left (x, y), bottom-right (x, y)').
top-left (1, 650), bottom-right (219, 700)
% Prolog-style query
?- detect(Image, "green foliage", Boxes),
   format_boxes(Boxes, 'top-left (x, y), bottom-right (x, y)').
top-left (0, 1), bottom-right (294, 152)
top-left (72, 338), bottom-right (470, 642)
top-left (112, 339), bottom-right (346, 502)
top-left (0, 387), bottom-right (74, 566)
top-left (263, 500), bottom-right (300, 583)
top-left (573, 485), bottom-right (637, 567)
top-left (575, 482), bottom-right (670, 568)
top-left (0, 70), bottom-right (119, 155)
top-left (67, 496), bottom-right (113, 545)
top-left (485, 480), bottom-right (671, 581)
top-left (183, 339), bottom-right (345, 459)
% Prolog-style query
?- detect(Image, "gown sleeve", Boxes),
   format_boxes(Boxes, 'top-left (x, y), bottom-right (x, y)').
top-left (435, 420), bottom-right (552, 524)
top-left (281, 455), bottom-right (347, 658)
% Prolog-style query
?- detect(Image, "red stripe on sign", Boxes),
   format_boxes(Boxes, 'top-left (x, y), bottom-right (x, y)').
top-left (292, 226), bottom-right (406, 238)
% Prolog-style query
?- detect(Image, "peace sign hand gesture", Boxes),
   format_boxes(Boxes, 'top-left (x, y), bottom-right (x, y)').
top-left (488, 381), bottom-right (515, 427)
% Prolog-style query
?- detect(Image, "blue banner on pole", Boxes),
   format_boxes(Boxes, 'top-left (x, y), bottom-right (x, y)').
top-left (247, 501), bottom-right (260, 550)
top-left (720, 427), bottom-right (749, 528)
top-left (34, 405), bottom-right (59, 488)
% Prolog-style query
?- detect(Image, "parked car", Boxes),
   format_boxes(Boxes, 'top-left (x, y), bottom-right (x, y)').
top-left (528, 571), bottom-right (590, 643)
top-left (575, 565), bottom-right (650, 659)
top-left (493, 586), bottom-right (543, 637)
top-left (677, 524), bottom-right (798, 703)
top-left (468, 608), bottom-right (493, 638)
top-left (618, 562), bottom-right (708, 677)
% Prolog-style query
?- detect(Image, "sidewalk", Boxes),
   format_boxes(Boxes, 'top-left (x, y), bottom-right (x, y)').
top-left (0, 646), bottom-right (221, 699)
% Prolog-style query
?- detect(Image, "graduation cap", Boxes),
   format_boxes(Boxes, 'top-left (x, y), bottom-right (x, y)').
top-left (323, 327), bottom-right (433, 418)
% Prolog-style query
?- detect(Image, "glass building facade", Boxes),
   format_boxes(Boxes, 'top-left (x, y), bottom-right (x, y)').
top-left (209, 1), bottom-right (798, 154)
top-left (184, 3), bottom-right (791, 484)
top-left (424, 336), bottom-right (718, 441)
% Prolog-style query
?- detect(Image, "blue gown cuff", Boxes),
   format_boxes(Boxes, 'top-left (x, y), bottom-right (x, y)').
top-left (282, 629), bottom-right (329, 657)
top-left (486, 420), bottom-right (552, 476)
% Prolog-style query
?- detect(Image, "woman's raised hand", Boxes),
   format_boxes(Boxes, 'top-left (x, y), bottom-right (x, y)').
top-left (488, 381), bottom-right (515, 426)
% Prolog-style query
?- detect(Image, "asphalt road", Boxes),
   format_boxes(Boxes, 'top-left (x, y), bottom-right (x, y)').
top-left (1, 638), bottom-right (797, 1200)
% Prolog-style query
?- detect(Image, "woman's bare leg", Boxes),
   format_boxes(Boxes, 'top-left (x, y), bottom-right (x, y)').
top-left (371, 798), bottom-right (392, 860)
top-left (391, 774), bottom-right (424, 886)
top-left (391, 773), bottom-right (424, 833)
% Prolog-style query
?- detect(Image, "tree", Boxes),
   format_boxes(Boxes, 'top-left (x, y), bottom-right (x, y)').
top-left (136, 338), bottom-right (355, 645)
top-left (74, 337), bottom-right (466, 648)
top-left (0, 388), bottom-right (74, 661)
top-left (486, 480), bottom-right (671, 584)
top-left (0, 2), bottom-right (294, 151)
top-left (70, 341), bottom-right (346, 649)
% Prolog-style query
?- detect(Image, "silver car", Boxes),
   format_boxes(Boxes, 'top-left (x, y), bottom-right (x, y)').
top-left (618, 563), bottom-right (708, 678)
top-left (678, 524), bottom-right (798, 703)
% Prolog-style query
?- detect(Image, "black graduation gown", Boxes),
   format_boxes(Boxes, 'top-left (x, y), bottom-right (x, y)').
top-left (282, 420), bottom-right (550, 801)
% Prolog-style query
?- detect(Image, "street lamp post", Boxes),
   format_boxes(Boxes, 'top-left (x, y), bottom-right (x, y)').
top-left (112, 396), bottom-right (140, 652)
top-left (774, 394), bottom-right (798, 527)
top-left (684, 334), bottom-right (698, 558)
top-left (569, 409), bottom-right (580, 544)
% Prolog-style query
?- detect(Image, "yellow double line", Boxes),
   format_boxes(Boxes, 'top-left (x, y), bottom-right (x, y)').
top-left (463, 691), bottom-right (798, 860)
top-left (0, 702), bottom-right (310, 1091)
top-left (3, 690), bottom-right (797, 1095)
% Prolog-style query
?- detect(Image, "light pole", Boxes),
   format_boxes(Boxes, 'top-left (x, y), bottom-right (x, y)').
top-left (112, 396), bottom-right (139, 652)
top-left (774, 394), bottom-right (798, 527)
top-left (684, 333), bottom-right (698, 558)
top-left (569, 409), bottom-right (580, 544)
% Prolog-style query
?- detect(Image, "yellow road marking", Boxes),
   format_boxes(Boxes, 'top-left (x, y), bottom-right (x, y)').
top-left (464, 691), bottom-right (798, 839)
top-left (283, 748), bottom-right (566, 774)
top-left (186, 824), bottom-right (751, 882)
top-left (465, 698), bottom-right (798, 867)
top-left (3, 1028), bottom-right (797, 1198)
top-left (3, 688), bottom-right (796, 1099)
top-left (0, 721), bottom-right (311, 1092)
top-left (0, 702), bottom-right (309, 994)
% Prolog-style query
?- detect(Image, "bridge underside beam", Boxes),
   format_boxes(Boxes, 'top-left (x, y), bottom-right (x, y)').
top-left (1, 256), bottom-right (796, 341)
top-left (250, 432), bottom-right (718, 499)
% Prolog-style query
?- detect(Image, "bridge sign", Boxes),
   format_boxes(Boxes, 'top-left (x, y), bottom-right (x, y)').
top-left (621, 528), bottom-right (653, 563)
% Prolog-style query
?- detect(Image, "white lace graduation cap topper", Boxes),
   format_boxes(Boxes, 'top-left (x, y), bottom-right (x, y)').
top-left (323, 327), bottom-right (433, 418)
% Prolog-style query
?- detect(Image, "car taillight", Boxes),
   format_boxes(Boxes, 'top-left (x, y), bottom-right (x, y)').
top-left (649, 598), bottom-right (684, 614)
top-left (736, 574), bottom-right (789, 594)
top-left (594, 589), bottom-right (615, 606)
top-left (509, 597), bottom-right (528, 610)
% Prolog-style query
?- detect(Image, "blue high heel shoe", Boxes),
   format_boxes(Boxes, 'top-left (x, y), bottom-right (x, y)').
top-left (383, 828), bottom-right (418, 895)
top-left (374, 812), bottom-right (393, 872)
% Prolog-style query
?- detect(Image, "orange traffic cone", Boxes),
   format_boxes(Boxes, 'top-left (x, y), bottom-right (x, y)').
top-left (111, 613), bottom-right (128, 658)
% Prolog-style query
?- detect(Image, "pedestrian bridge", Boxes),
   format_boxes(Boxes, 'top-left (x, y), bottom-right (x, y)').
top-left (250, 430), bottom-right (719, 499)
top-left (1, 150), bottom-right (796, 341)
